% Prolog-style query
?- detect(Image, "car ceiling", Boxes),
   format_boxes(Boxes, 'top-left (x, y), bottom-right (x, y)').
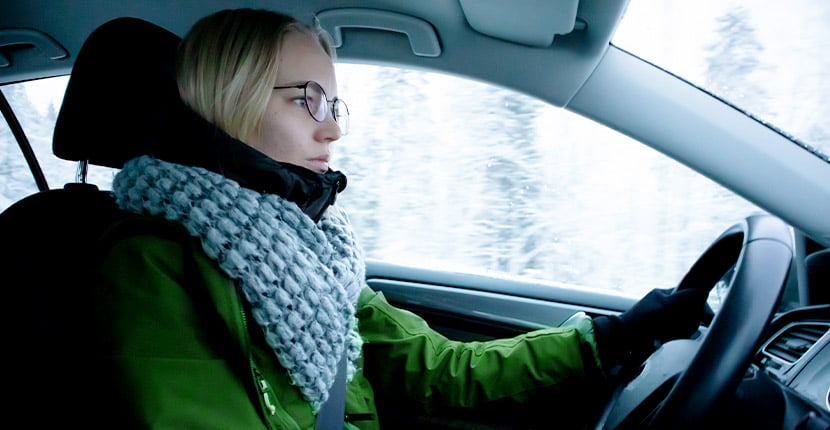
top-left (0, 0), bottom-right (626, 106)
top-left (2, 0), bottom-right (830, 247)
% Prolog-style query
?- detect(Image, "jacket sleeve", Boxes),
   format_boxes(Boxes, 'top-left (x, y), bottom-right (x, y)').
top-left (356, 287), bottom-right (602, 411)
top-left (91, 231), bottom-right (271, 429)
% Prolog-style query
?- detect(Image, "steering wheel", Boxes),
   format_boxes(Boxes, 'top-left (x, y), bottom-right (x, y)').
top-left (594, 214), bottom-right (793, 430)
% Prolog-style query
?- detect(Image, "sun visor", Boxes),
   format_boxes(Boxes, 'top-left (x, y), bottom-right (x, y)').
top-left (459, 0), bottom-right (581, 47)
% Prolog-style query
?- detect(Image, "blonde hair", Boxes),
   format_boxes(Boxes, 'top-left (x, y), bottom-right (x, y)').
top-left (176, 9), bottom-right (335, 143)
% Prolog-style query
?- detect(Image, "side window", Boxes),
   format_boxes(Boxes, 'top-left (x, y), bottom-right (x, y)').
top-left (0, 102), bottom-right (34, 211)
top-left (0, 76), bottom-right (116, 212)
top-left (335, 64), bottom-right (763, 297)
top-left (1, 69), bottom-right (764, 298)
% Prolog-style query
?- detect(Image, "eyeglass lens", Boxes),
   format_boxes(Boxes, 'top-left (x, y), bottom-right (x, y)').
top-left (305, 81), bottom-right (349, 134)
top-left (305, 81), bottom-right (327, 122)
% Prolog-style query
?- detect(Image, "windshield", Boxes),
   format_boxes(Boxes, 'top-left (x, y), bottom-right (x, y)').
top-left (613, 0), bottom-right (830, 163)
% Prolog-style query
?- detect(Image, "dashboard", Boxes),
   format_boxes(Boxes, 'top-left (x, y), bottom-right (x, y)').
top-left (747, 307), bottom-right (830, 429)
top-left (736, 237), bottom-right (830, 430)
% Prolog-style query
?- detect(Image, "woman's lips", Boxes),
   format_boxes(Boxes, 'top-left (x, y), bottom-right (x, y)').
top-left (308, 156), bottom-right (329, 172)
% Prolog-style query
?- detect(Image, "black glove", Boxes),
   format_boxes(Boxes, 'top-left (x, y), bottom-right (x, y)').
top-left (593, 287), bottom-right (708, 372)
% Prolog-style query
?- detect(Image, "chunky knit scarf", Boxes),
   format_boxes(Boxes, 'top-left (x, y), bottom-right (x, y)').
top-left (112, 155), bottom-right (364, 413)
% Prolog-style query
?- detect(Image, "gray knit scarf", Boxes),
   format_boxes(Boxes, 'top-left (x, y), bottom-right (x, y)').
top-left (112, 155), bottom-right (364, 413)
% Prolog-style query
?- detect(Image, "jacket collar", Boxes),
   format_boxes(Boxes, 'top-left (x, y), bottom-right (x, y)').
top-left (142, 102), bottom-right (347, 222)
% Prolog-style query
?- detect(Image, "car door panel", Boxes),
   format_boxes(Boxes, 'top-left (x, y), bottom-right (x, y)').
top-left (365, 260), bottom-right (633, 341)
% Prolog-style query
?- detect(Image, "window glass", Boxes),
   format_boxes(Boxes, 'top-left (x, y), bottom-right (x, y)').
top-left (2, 78), bottom-right (74, 192)
top-left (0, 107), bottom-right (35, 210)
top-left (1, 80), bottom-right (63, 210)
top-left (613, 0), bottom-right (830, 163)
top-left (1, 69), bottom-right (764, 298)
top-left (0, 76), bottom-right (116, 212)
top-left (335, 64), bottom-right (762, 297)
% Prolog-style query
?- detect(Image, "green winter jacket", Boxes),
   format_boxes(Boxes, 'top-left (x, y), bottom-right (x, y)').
top-left (90, 218), bottom-right (601, 429)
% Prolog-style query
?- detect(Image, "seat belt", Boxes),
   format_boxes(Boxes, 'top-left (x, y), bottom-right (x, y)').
top-left (315, 353), bottom-right (348, 429)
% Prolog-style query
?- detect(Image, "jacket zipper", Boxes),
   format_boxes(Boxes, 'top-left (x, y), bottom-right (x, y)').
top-left (254, 367), bottom-right (278, 416)
top-left (234, 286), bottom-right (299, 430)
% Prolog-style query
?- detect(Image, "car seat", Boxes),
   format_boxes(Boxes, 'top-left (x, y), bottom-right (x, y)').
top-left (0, 16), bottom-right (351, 426)
top-left (0, 17), bottom-right (184, 422)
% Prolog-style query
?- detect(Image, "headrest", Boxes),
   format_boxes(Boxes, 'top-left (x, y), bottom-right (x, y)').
top-left (52, 17), bottom-right (182, 168)
top-left (50, 15), bottom-right (347, 220)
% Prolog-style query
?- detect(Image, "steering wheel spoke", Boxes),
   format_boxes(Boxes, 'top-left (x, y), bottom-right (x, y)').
top-left (604, 339), bottom-right (701, 428)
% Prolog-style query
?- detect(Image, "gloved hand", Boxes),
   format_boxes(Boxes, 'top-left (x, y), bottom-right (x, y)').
top-left (592, 287), bottom-right (708, 372)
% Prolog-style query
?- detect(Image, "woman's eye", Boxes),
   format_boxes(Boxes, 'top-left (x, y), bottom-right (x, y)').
top-left (291, 97), bottom-right (308, 108)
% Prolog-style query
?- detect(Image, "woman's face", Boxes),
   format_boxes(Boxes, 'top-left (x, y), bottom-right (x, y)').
top-left (248, 31), bottom-right (341, 173)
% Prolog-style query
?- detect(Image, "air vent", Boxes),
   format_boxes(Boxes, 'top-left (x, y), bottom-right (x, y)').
top-left (764, 322), bottom-right (829, 364)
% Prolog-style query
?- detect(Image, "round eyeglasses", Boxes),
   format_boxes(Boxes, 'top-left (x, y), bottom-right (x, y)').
top-left (273, 80), bottom-right (349, 135)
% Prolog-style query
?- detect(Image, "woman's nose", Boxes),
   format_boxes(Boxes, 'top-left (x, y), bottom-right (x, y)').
top-left (317, 114), bottom-right (342, 142)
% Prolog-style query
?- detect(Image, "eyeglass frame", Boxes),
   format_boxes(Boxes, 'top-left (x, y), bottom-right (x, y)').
top-left (272, 80), bottom-right (349, 134)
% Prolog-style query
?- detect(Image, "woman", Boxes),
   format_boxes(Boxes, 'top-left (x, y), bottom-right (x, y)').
top-left (95, 8), bottom-right (706, 429)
